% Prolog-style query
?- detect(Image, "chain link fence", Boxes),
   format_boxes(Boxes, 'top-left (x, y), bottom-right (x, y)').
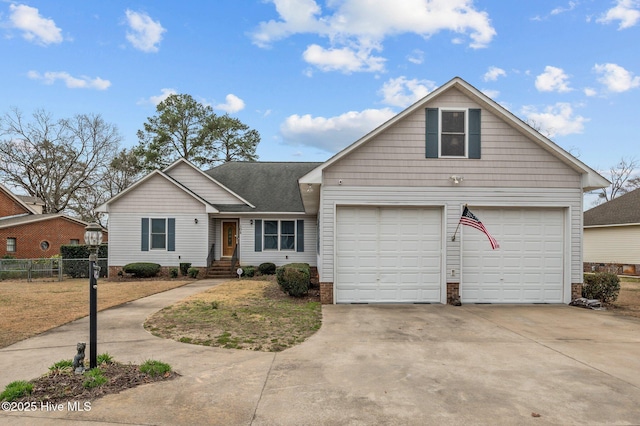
top-left (0, 258), bottom-right (108, 282)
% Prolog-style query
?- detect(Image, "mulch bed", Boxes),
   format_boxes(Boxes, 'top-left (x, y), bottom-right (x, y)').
top-left (11, 363), bottom-right (179, 405)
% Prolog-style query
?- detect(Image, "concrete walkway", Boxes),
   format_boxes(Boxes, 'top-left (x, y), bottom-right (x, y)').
top-left (1, 279), bottom-right (640, 425)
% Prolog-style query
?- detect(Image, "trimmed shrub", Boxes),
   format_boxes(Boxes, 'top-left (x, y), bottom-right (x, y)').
top-left (169, 268), bottom-right (179, 278)
top-left (179, 262), bottom-right (192, 276)
top-left (258, 262), bottom-right (277, 275)
top-left (241, 265), bottom-right (256, 278)
top-left (123, 262), bottom-right (161, 278)
top-left (276, 263), bottom-right (310, 297)
top-left (582, 272), bottom-right (620, 303)
top-left (187, 267), bottom-right (199, 278)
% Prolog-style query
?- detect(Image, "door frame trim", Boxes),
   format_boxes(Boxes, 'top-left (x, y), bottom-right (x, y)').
top-left (221, 219), bottom-right (238, 258)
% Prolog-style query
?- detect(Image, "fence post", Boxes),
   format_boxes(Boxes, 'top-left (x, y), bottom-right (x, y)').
top-left (59, 258), bottom-right (63, 281)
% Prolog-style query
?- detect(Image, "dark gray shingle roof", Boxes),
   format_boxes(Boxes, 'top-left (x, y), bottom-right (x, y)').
top-left (584, 187), bottom-right (640, 226)
top-left (205, 162), bottom-right (322, 212)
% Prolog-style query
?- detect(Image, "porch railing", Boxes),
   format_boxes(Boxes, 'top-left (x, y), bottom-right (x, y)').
top-left (230, 245), bottom-right (239, 273)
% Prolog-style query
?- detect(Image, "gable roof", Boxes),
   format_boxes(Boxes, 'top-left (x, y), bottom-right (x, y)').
top-left (0, 213), bottom-right (90, 229)
top-left (163, 158), bottom-right (254, 208)
top-left (584, 187), bottom-right (640, 227)
top-left (299, 76), bottom-right (609, 192)
top-left (0, 183), bottom-right (40, 216)
top-left (96, 169), bottom-right (220, 213)
top-left (206, 162), bottom-right (322, 212)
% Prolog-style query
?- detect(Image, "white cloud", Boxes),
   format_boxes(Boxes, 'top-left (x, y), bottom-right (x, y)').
top-left (521, 103), bottom-right (588, 137)
top-left (481, 89), bottom-right (500, 98)
top-left (27, 70), bottom-right (110, 90)
top-left (147, 88), bottom-right (177, 105)
top-left (551, 1), bottom-right (578, 15)
top-left (407, 49), bottom-right (424, 65)
top-left (302, 44), bottom-right (385, 73)
top-left (483, 66), bottom-right (506, 82)
top-left (379, 76), bottom-right (436, 108)
top-left (597, 0), bottom-right (640, 29)
top-left (214, 94), bottom-right (246, 113)
top-left (9, 4), bottom-right (63, 45)
top-left (252, 0), bottom-right (496, 73)
top-left (583, 87), bottom-right (597, 96)
top-left (593, 63), bottom-right (640, 92)
top-left (535, 66), bottom-right (572, 93)
top-left (281, 108), bottom-right (396, 152)
top-left (125, 10), bottom-right (166, 53)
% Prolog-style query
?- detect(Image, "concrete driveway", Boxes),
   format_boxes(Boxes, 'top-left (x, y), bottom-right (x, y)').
top-left (1, 279), bottom-right (640, 425)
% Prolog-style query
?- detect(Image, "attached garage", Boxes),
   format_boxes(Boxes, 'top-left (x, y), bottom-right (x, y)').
top-left (461, 208), bottom-right (566, 303)
top-left (335, 206), bottom-right (443, 303)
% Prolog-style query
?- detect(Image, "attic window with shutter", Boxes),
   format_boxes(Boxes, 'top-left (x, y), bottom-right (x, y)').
top-left (426, 108), bottom-right (481, 159)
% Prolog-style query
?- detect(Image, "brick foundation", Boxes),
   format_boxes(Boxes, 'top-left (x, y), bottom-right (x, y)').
top-left (446, 282), bottom-right (460, 304)
top-left (584, 262), bottom-right (639, 276)
top-left (571, 283), bottom-right (582, 300)
top-left (320, 282), bottom-right (333, 304)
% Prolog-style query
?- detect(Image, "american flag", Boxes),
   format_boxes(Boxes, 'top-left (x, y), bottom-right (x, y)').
top-left (460, 206), bottom-right (500, 249)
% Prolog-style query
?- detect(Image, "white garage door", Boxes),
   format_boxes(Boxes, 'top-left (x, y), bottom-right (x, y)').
top-left (336, 206), bottom-right (442, 303)
top-left (461, 208), bottom-right (565, 303)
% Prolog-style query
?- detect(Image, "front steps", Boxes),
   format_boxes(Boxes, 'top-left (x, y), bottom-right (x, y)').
top-left (206, 259), bottom-right (237, 279)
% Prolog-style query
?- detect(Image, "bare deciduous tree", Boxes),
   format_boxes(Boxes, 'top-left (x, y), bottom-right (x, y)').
top-left (0, 108), bottom-right (121, 218)
top-left (593, 157), bottom-right (639, 205)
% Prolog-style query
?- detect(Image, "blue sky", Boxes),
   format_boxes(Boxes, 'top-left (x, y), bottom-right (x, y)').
top-left (1, 0), bottom-right (639, 191)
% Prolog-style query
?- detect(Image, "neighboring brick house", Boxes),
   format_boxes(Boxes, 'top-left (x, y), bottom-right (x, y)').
top-left (0, 184), bottom-right (107, 258)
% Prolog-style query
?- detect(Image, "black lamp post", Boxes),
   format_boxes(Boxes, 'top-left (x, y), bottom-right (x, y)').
top-left (84, 222), bottom-right (103, 369)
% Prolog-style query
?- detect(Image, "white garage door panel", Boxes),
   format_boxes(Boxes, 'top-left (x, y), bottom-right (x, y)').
top-left (336, 207), bottom-right (442, 303)
top-left (462, 208), bottom-right (564, 304)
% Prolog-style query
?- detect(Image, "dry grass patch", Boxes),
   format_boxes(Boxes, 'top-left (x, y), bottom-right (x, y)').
top-left (609, 278), bottom-right (640, 319)
top-left (145, 277), bottom-right (321, 352)
top-left (0, 278), bottom-right (190, 348)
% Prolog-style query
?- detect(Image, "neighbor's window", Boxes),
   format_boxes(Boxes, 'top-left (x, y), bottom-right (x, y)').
top-left (40, 241), bottom-right (50, 251)
top-left (70, 239), bottom-right (80, 245)
top-left (441, 110), bottom-right (466, 157)
top-left (151, 218), bottom-right (167, 249)
top-left (7, 237), bottom-right (16, 252)
top-left (264, 220), bottom-right (296, 251)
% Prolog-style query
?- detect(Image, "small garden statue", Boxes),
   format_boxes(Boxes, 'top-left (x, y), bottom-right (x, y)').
top-left (73, 342), bottom-right (86, 374)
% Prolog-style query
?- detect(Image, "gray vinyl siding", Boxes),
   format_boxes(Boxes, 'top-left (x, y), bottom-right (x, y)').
top-left (236, 216), bottom-right (317, 267)
top-left (165, 161), bottom-right (244, 205)
top-left (319, 186), bottom-right (582, 289)
top-left (324, 88), bottom-right (582, 188)
top-left (584, 226), bottom-right (640, 264)
top-left (108, 174), bottom-right (206, 214)
top-left (108, 212), bottom-right (209, 268)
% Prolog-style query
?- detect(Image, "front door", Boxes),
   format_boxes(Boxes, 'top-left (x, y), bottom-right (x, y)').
top-left (222, 221), bottom-right (237, 257)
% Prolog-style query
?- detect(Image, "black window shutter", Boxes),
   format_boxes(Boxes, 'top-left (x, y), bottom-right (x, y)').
top-left (141, 218), bottom-right (149, 251)
top-left (254, 219), bottom-right (262, 252)
top-left (468, 108), bottom-right (481, 159)
top-left (296, 219), bottom-right (304, 252)
top-left (167, 218), bottom-right (175, 251)
top-left (425, 108), bottom-right (439, 158)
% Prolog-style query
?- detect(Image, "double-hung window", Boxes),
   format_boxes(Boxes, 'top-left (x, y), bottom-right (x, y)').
top-left (7, 237), bottom-right (16, 253)
top-left (441, 110), bottom-right (466, 157)
top-left (151, 218), bottom-right (167, 249)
